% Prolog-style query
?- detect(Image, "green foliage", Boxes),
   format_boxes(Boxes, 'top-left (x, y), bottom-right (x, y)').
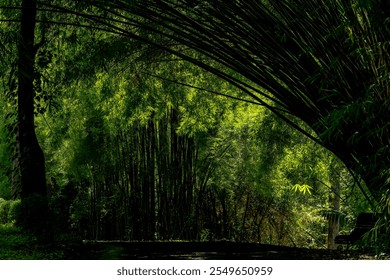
top-left (319, 210), bottom-right (347, 226)
top-left (31, 31), bottom-right (372, 246)
top-left (0, 198), bottom-right (10, 223)
top-left (0, 0), bottom-right (382, 251)
top-left (199, 229), bottom-right (211, 242)
top-left (362, 192), bottom-right (390, 253)
top-left (110, 0), bottom-right (390, 200)
top-left (7, 199), bottom-right (20, 223)
top-left (290, 184), bottom-right (312, 195)
top-left (0, 223), bottom-right (62, 259)
top-left (0, 198), bottom-right (19, 224)
top-left (0, 99), bottom-right (12, 200)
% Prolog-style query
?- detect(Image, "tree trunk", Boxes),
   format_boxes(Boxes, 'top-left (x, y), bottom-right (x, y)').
top-left (17, 0), bottom-right (49, 236)
top-left (327, 160), bottom-right (341, 250)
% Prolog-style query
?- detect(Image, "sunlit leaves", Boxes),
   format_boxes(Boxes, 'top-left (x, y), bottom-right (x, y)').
top-left (290, 184), bottom-right (312, 195)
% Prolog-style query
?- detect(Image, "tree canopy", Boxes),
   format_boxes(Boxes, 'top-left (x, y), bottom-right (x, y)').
top-left (0, 0), bottom-right (388, 250)
top-left (107, 0), bottom-right (390, 199)
top-left (19, 0), bottom-right (387, 199)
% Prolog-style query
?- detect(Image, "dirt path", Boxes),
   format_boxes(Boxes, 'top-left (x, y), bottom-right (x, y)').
top-left (68, 241), bottom-right (387, 260)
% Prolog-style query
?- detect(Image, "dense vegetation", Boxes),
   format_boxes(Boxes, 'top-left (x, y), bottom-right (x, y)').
top-left (0, 0), bottom-right (388, 258)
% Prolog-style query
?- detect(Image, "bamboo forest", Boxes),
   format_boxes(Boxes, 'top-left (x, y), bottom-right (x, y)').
top-left (0, 0), bottom-right (389, 259)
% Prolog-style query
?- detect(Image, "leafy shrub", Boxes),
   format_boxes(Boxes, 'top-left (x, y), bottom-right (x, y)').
top-left (199, 228), bottom-right (211, 241)
top-left (8, 199), bottom-right (21, 223)
top-left (0, 198), bottom-right (21, 224)
top-left (0, 176), bottom-right (11, 200)
top-left (0, 198), bottom-right (10, 224)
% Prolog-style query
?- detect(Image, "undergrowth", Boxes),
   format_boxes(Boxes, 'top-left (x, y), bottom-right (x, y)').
top-left (0, 223), bottom-right (63, 259)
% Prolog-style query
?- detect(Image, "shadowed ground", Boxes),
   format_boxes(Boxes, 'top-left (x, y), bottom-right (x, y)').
top-left (68, 241), bottom-right (388, 260)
